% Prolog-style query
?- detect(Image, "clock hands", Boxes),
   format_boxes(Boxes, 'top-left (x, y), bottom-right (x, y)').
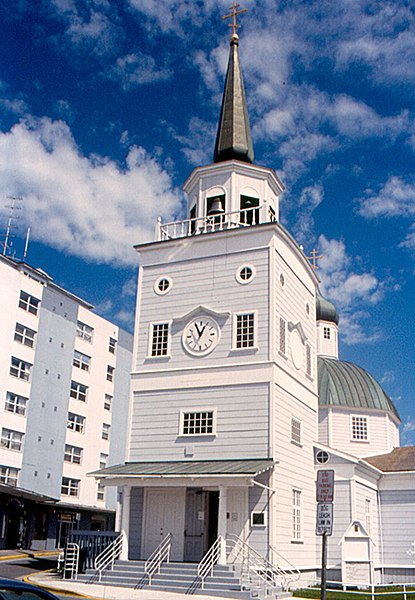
top-left (194, 322), bottom-right (206, 339)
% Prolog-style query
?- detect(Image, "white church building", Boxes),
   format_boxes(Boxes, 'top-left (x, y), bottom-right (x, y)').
top-left (94, 13), bottom-right (415, 591)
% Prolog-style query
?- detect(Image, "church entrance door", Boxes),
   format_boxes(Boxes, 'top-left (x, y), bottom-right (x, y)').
top-left (184, 489), bottom-right (219, 562)
top-left (143, 488), bottom-right (185, 561)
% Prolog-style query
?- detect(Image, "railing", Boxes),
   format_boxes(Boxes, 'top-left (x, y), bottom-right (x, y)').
top-left (269, 544), bottom-right (301, 585)
top-left (93, 532), bottom-right (124, 582)
top-left (156, 206), bottom-right (277, 241)
top-left (144, 533), bottom-right (173, 585)
top-left (63, 543), bottom-right (79, 580)
top-left (197, 536), bottom-right (225, 590)
top-left (69, 530), bottom-right (119, 570)
top-left (226, 534), bottom-right (288, 595)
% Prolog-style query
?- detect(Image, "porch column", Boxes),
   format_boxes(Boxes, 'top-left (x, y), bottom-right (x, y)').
top-left (217, 485), bottom-right (228, 565)
top-left (119, 485), bottom-right (131, 560)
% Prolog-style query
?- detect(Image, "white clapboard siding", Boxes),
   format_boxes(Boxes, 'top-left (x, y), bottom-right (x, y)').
top-left (330, 408), bottom-right (397, 457)
top-left (128, 487), bottom-right (144, 559)
top-left (379, 489), bottom-right (415, 564)
top-left (327, 480), bottom-right (352, 565)
top-left (318, 409), bottom-right (329, 445)
top-left (355, 482), bottom-right (380, 561)
top-left (129, 383), bottom-right (269, 461)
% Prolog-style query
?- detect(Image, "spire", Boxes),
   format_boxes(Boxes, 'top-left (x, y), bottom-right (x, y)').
top-left (213, 5), bottom-right (254, 164)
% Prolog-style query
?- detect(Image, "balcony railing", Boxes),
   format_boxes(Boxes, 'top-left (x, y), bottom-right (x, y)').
top-left (156, 206), bottom-right (277, 241)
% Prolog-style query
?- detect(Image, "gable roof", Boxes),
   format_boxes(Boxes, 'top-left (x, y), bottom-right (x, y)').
top-left (364, 447), bottom-right (415, 472)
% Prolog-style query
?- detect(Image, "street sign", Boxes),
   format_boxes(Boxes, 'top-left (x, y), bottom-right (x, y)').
top-left (316, 502), bottom-right (333, 536)
top-left (316, 469), bottom-right (334, 503)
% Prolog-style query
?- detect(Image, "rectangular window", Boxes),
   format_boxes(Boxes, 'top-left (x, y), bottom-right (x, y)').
top-left (97, 483), bottom-right (105, 501)
top-left (61, 477), bottom-right (80, 497)
top-left (14, 323), bottom-right (36, 348)
top-left (67, 412), bottom-right (85, 433)
top-left (306, 343), bottom-right (312, 377)
top-left (104, 394), bottom-right (112, 411)
top-left (19, 290), bottom-right (40, 316)
top-left (291, 418), bottom-right (302, 445)
top-left (292, 489), bottom-right (302, 540)
top-left (99, 453), bottom-right (108, 469)
top-left (64, 444), bottom-right (83, 464)
top-left (279, 317), bottom-right (287, 355)
top-left (10, 356), bottom-right (32, 381)
top-left (235, 313), bottom-right (255, 348)
top-left (5, 392), bottom-right (28, 416)
top-left (323, 327), bottom-right (331, 339)
top-left (109, 337), bottom-right (117, 354)
top-left (181, 411), bottom-right (215, 436)
top-left (70, 381), bottom-right (88, 402)
top-left (76, 321), bottom-right (94, 343)
top-left (1, 428), bottom-right (24, 452)
top-left (106, 365), bottom-right (115, 382)
top-left (365, 498), bottom-right (371, 533)
top-left (151, 323), bottom-right (169, 357)
top-left (102, 423), bottom-right (110, 441)
top-left (351, 416), bottom-right (368, 441)
top-left (73, 350), bottom-right (90, 372)
top-left (0, 465), bottom-right (19, 487)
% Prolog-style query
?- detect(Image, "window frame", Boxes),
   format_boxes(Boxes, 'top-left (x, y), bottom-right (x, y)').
top-left (104, 394), bottom-right (112, 411)
top-left (76, 321), bottom-right (94, 343)
top-left (4, 392), bottom-right (28, 416)
top-left (64, 444), bottom-right (83, 464)
top-left (61, 476), bottom-right (80, 497)
top-left (323, 326), bottom-right (331, 340)
top-left (14, 322), bottom-right (36, 348)
top-left (179, 409), bottom-right (217, 437)
top-left (99, 453), bottom-right (108, 469)
top-left (73, 350), bottom-right (91, 372)
top-left (291, 417), bottom-right (302, 446)
top-left (108, 337), bottom-right (117, 354)
top-left (148, 321), bottom-right (171, 358)
top-left (235, 264), bottom-right (256, 285)
top-left (1, 428), bottom-right (24, 452)
top-left (102, 423), bottom-right (111, 441)
top-left (232, 311), bottom-right (257, 350)
top-left (70, 380), bottom-right (88, 402)
top-left (67, 412), bottom-right (85, 434)
top-left (306, 343), bottom-right (312, 378)
top-left (292, 488), bottom-right (302, 542)
top-left (106, 365), bottom-right (115, 382)
top-left (97, 482), bottom-right (105, 501)
top-left (351, 415), bottom-right (369, 442)
top-left (279, 317), bottom-right (287, 356)
top-left (154, 276), bottom-right (173, 296)
top-left (18, 290), bottom-right (40, 316)
top-left (0, 465), bottom-right (19, 486)
top-left (10, 356), bottom-right (32, 381)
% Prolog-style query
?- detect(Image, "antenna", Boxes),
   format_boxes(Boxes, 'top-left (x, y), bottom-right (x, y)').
top-left (23, 227), bottom-right (31, 260)
top-left (1, 196), bottom-right (23, 257)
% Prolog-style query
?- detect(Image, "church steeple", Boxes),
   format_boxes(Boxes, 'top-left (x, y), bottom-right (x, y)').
top-left (213, 6), bottom-right (254, 164)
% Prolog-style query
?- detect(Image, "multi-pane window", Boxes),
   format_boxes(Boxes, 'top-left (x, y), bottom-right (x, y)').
top-left (365, 498), bottom-right (372, 533)
top-left (306, 344), bottom-right (312, 377)
top-left (323, 327), bottom-right (331, 339)
top-left (0, 465), bottom-right (19, 487)
top-left (351, 416), bottom-right (368, 441)
top-left (106, 366), bottom-right (115, 382)
top-left (151, 323), bottom-right (169, 357)
top-left (10, 357), bottom-right (32, 381)
top-left (1, 428), bottom-right (24, 451)
top-left (292, 489), bottom-right (302, 540)
top-left (14, 323), bottom-right (36, 348)
top-left (61, 477), bottom-right (80, 497)
top-left (18, 291), bottom-right (40, 316)
top-left (102, 423), bottom-right (111, 441)
top-left (67, 412), bottom-right (85, 433)
top-left (70, 381), bottom-right (88, 402)
top-left (109, 337), bottom-right (117, 354)
top-left (76, 321), bottom-right (94, 343)
top-left (104, 394), bottom-right (112, 411)
top-left (73, 350), bottom-right (90, 372)
top-left (235, 313), bottom-right (255, 348)
top-left (64, 444), bottom-right (83, 464)
top-left (291, 418), bottom-right (302, 445)
top-left (279, 317), bottom-right (287, 355)
top-left (182, 411), bottom-right (215, 435)
top-left (99, 453), bottom-right (108, 469)
top-left (5, 392), bottom-right (28, 416)
top-left (97, 483), bottom-right (105, 501)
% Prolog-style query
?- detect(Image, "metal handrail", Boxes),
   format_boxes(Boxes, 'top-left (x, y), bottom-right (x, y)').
top-left (197, 536), bottom-right (224, 589)
top-left (157, 206), bottom-right (276, 241)
top-left (269, 544), bottom-right (301, 584)
top-left (63, 543), bottom-right (79, 580)
top-left (144, 532), bottom-right (172, 585)
top-left (93, 532), bottom-right (124, 582)
top-left (226, 534), bottom-right (288, 593)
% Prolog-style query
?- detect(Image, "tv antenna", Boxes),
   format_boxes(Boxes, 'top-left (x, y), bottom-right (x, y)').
top-left (1, 196), bottom-right (23, 258)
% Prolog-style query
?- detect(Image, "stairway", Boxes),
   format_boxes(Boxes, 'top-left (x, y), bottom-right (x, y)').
top-left (79, 559), bottom-right (255, 598)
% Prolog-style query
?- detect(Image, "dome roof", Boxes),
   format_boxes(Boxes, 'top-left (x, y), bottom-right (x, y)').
top-left (316, 293), bottom-right (339, 325)
top-left (318, 357), bottom-right (400, 420)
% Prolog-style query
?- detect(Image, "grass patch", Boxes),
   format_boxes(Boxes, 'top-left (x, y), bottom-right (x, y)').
top-left (293, 586), bottom-right (415, 600)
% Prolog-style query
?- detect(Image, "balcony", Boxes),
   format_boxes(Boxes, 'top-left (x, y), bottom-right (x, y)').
top-left (156, 206), bottom-right (277, 241)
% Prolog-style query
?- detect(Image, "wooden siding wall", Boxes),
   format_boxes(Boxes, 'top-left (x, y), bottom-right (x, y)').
top-left (128, 487), bottom-right (144, 559)
top-left (379, 489), bottom-right (415, 565)
top-left (318, 409), bottom-right (329, 446)
top-left (129, 383), bottom-right (270, 461)
top-left (355, 481), bottom-right (380, 561)
top-left (247, 472), bottom-right (270, 557)
top-left (327, 480), bottom-right (351, 565)
top-left (329, 409), bottom-right (395, 457)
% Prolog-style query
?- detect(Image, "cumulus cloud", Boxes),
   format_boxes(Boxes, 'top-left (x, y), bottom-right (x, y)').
top-left (359, 176), bottom-right (415, 219)
top-left (0, 117), bottom-right (183, 266)
top-left (293, 184), bottom-right (324, 246)
top-left (107, 52), bottom-right (172, 89)
top-left (317, 235), bottom-right (384, 345)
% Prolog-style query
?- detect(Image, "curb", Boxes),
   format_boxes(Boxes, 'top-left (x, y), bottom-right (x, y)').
top-left (24, 572), bottom-right (100, 599)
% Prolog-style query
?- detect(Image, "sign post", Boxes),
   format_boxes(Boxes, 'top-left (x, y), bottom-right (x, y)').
top-left (316, 470), bottom-right (335, 600)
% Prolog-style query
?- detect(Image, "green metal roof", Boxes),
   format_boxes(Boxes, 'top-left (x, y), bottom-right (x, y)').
top-left (91, 459), bottom-right (274, 478)
top-left (318, 357), bottom-right (400, 420)
top-left (316, 293), bottom-right (339, 325)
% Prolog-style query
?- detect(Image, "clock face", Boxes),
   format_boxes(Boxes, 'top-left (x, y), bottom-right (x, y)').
top-left (183, 317), bottom-right (220, 356)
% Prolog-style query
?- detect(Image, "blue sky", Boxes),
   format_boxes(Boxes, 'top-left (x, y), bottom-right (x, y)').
top-left (1, 0), bottom-right (414, 445)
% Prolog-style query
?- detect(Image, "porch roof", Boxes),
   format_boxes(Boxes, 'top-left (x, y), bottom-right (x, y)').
top-left (90, 459), bottom-right (275, 479)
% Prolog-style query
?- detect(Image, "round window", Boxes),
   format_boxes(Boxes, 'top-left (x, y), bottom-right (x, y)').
top-left (316, 450), bottom-right (329, 464)
top-left (154, 276), bottom-right (172, 295)
top-left (236, 265), bottom-right (255, 285)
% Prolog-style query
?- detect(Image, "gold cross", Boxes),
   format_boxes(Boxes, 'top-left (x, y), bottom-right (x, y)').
top-left (307, 248), bottom-right (323, 269)
top-left (223, 2), bottom-right (248, 37)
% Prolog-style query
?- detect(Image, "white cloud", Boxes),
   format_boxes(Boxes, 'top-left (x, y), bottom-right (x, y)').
top-left (107, 53), bottom-right (172, 89)
top-left (293, 184), bottom-right (324, 245)
top-left (359, 176), bottom-right (415, 219)
top-left (0, 116), bottom-right (183, 266)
